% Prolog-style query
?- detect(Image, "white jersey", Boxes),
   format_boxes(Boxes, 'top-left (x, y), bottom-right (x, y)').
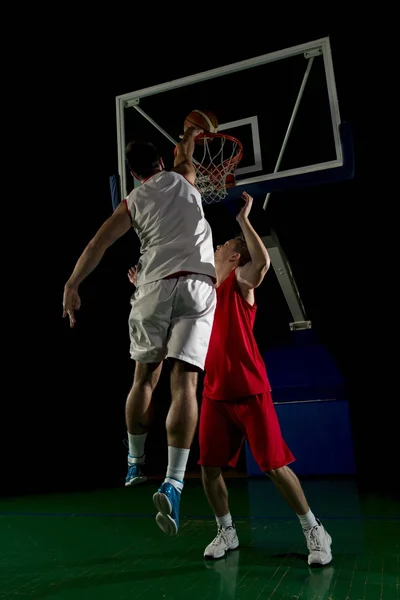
top-left (124, 170), bottom-right (215, 287)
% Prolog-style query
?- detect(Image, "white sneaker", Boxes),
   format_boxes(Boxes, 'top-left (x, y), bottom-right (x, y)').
top-left (304, 519), bottom-right (332, 566)
top-left (204, 525), bottom-right (239, 559)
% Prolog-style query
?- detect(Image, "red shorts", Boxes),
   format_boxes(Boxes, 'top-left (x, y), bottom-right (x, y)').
top-left (198, 391), bottom-right (295, 472)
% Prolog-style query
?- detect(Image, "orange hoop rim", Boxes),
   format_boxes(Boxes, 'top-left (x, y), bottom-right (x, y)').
top-left (195, 131), bottom-right (243, 158)
top-left (195, 132), bottom-right (243, 177)
top-left (191, 132), bottom-right (243, 201)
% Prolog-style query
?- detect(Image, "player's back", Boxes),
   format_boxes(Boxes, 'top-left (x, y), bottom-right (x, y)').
top-left (125, 171), bottom-right (215, 286)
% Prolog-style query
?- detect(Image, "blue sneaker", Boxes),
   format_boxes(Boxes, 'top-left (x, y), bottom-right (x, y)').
top-left (153, 481), bottom-right (182, 536)
top-left (125, 460), bottom-right (147, 487)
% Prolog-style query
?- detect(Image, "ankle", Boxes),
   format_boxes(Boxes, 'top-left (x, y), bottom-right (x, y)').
top-left (166, 447), bottom-right (190, 482)
top-left (127, 432), bottom-right (148, 461)
top-left (297, 508), bottom-right (318, 531)
top-left (128, 453), bottom-right (145, 465)
top-left (216, 512), bottom-right (233, 529)
top-left (165, 476), bottom-right (184, 492)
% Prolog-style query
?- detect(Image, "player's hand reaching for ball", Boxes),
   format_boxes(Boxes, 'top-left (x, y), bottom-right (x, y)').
top-left (236, 192), bottom-right (253, 222)
top-left (179, 126), bottom-right (203, 139)
top-left (128, 265), bottom-right (138, 286)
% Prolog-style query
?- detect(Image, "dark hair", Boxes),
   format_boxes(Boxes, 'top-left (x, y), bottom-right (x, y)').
top-left (125, 141), bottom-right (160, 179)
top-left (232, 233), bottom-right (251, 266)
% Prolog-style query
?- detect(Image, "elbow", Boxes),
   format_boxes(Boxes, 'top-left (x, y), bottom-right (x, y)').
top-left (175, 155), bottom-right (190, 169)
top-left (88, 236), bottom-right (107, 254)
top-left (251, 259), bottom-right (270, 288)
top-left (175, 141), bottom-right (189, 159)
top-left (257, 255), bottom-right (270, 274)
top-left (88, 237), bottom-right (100, 250)
top-left (262, 253), bottom-right (271, 271)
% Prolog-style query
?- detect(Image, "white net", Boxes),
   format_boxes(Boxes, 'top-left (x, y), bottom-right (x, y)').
top-left (193, 133), bottom-right (243, 203)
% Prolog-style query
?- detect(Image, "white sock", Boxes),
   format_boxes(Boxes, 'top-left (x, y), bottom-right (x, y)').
top-left (298, 508), bottom-right (318, 531)
top-left (165, 447), bottom-right (190, 492)
top-left (216, 513), bottom-right (233, 529)
top-left (127, 433), bottom-right (147, 464)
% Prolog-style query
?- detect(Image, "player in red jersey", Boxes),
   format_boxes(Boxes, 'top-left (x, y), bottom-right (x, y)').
top-left (200, 192), bottom-right (332, 566)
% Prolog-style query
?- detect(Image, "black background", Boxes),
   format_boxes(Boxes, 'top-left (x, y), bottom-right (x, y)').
top-left (3, 17), bottom-right (395, 498)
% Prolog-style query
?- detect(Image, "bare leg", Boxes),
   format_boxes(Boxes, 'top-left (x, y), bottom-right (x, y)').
top-left (166, 359), bottom-right (199, 448)
top-left (266, 465), bottom-right (309, 515)
top-left (268, 467), bottom-right (333, 565)
top-left (201, 466), bottom-right (239, 558)
top-left (267, 466), bottom-right (332, 565)
top-left (202, 466), bottom-right (230, 517)
top-left (125, 361), bottom-right (162, 434)
top-left (153, 360), bottom-right (200, 535)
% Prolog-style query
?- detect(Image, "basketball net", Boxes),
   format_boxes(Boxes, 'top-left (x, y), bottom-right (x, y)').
top-left (193, 133), bottom-right (243, 203)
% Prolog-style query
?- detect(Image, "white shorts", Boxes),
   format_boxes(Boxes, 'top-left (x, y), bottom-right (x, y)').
top-left (128, 274), bottom-right (216, 370)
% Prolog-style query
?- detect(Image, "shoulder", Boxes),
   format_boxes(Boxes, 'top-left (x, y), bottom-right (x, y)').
top-left (219, 269), bottom-right (242, 294)
top-left (154, 170), bottom-right (186, 188)
top-left (234, 268), bottom-right (256, 306)
top-left (235, 266), bottom-right (253, 287)
top-left (168, 171), bottom-right (201, 199)
top-left (171, 164), bottom-right (197, 187)
top-left (157, 170), bottom-right (174, 182)
top-left (169, 169), bottom-right (190, 183)
top-left (124, 187), bottom-right (138, 213)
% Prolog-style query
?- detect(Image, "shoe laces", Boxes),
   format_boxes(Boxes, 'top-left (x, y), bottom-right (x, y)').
top-left (307, 525), bottom-right (322, 550)
top-left (127, 463), bottom-right (140, 474)
top-left (212, 525), bottom-right (234, 546)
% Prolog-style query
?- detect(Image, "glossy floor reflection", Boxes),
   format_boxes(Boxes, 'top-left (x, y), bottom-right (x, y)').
top-left (1, 479), bottom-right (399, 599)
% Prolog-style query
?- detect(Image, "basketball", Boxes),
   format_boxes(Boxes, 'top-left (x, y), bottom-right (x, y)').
top-left (184, 110), bottom-right (218, 134)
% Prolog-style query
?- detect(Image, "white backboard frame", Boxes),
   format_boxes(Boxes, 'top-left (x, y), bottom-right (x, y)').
top-left (116, 37), bottom-right (342, 201)
top-left (218, 116), bottom-right (263, 176)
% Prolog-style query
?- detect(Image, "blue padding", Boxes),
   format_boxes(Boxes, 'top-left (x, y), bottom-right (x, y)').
top-left (224, 121), bottom-right (354, 202)
top-left (245, 330), bottom-right (355, 476)
top-left (263, 330), bottom-right (345, 403)
top-left (245, 399), bottom-right (356, 476)
top-left (110, 175), bottom-right (121, 211)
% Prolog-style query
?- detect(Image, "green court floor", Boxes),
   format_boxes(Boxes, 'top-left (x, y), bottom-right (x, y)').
top-left (1, 479), bottom-right (399, 599)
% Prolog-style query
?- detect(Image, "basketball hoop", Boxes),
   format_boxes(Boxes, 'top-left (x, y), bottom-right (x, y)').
top-left (193, 132), bottom-right (243, 203)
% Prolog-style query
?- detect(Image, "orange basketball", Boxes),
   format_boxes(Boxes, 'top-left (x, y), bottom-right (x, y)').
top-left (184, 110), bottom-right (218, 134)
top-left (225, 173), bottom-right (236, 188)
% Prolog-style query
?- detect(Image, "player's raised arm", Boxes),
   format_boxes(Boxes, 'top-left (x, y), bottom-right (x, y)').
top-left (172, 126), bottom-right (202, 184)
top-left (235, 192), bottom-right (270, 290)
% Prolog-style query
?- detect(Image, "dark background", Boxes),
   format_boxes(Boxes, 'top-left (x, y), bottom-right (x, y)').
top-left (4, 20), bottom-right (394, 498)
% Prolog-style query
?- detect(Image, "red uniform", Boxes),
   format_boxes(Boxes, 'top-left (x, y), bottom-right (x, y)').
top-left (199, 269), bottom-right (294, 472)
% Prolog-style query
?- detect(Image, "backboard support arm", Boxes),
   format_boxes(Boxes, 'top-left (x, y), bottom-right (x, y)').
top-left (262, 230), bottom-right (312, 331)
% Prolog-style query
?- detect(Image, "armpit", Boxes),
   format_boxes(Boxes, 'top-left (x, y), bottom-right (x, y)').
top-left (235, 268), bottom-right (253, 288)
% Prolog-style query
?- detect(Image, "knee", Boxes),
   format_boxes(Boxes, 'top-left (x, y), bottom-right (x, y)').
top-left (132, 379), bottom-right (157, 396)
top-left (133, 364), bottom-right (161, 391)
top-left (201, 466), bottom-right (221, 482)
top-left (266, 465), bottom-right (288, 482)
top-left (171, 360), bottom-right (199, 391)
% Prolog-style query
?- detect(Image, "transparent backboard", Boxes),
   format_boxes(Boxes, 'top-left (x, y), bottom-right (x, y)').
top-left (116, 37), bottom-right (344, 203)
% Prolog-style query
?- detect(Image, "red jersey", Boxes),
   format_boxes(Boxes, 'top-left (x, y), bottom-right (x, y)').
top-left (204, 269), bottom-right (270, 400)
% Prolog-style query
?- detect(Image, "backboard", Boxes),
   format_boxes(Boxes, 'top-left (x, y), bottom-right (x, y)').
top-left (115, 37), bottom-right (352, 206)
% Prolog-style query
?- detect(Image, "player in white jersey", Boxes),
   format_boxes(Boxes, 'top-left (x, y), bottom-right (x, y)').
top-left (63, 127), bottom-right (216, 535)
